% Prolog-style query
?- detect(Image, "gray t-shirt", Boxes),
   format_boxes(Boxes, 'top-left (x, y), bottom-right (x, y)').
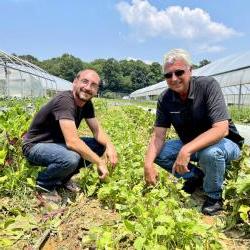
top-left (22, 91), bottom-right (95, 155)
top-left (155, 76), bottom-right (244, 148)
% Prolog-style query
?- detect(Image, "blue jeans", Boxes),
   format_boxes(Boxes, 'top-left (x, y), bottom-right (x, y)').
top-left (155, 139), bottom-right (241, 199)
top-left (26, 137), bottom-right (105, 189)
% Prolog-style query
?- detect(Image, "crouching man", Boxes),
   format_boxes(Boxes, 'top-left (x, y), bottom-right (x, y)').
top-left (144, 49), bottom-right (244, 215)
top-left (23, 69), bottom-right (118, 202)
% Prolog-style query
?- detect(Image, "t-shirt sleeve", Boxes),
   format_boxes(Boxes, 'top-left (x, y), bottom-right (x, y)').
top-left (205, 77), bottom-right (229, 124)
top-left (53, 94), bottom-right (75, 121)
top-left (154, 94), bottom-right (171, 128)
top-left (82, 101), bottom-right (95, 119)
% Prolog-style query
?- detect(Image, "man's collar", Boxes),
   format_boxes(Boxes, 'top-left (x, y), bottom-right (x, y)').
top-left (170, 76), bottom-right (194, 102)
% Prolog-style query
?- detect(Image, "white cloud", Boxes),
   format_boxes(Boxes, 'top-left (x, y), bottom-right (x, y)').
top-left (125, 57), bottom-right (153, 64)
top-left (116, 0), bottom-right (241, 43)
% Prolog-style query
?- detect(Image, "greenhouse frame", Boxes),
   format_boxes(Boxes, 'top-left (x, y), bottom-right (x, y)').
top-left (130, 51), bottom-right (250, 106)
top-left (0, 50), bottom-right (71, 98)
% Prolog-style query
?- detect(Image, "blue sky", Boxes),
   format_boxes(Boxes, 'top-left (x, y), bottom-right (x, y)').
top-left (0, 0), bottom-right (249, 65)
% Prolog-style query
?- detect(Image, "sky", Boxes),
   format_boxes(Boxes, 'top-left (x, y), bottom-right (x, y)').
top-left (0, 0), bottom-right (249, 65)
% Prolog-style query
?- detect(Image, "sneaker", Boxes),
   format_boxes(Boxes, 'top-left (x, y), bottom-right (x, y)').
top-left (40, 190), bottom-right (62, 203)
top-left (36, 184), bottom-right (54, 193)
top-left (202, 197), bottom-right (223, 215)
top-left (182, 175), bottom-right (203, 194)
top-left (64, 179), bottom-right (80, 193)
top-left (36, 184), bottom-right (62, 203)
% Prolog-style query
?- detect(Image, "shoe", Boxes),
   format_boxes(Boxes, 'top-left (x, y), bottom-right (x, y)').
top-left (182, 175), bottom-right (203, 194)
top-left (64, 179), bottom-right (80, 193)
top-left (36, 184), bottom-right (62, 203)
top-left (202, 197), bottom-right (223, 215)
top-left (36, 183), bottom-right (54, 193)
top-left (40, 190), bottom-right (62, 203)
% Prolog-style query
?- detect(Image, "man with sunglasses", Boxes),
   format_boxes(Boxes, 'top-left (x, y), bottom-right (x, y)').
top-left (23, 69), bottom-right (118, 202)
top-left (144, 49), bottom-right (244, 215)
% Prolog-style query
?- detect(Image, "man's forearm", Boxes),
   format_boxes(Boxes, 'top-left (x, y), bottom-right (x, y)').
top-left (93, 127), bottom-right (112, 148)
top-left (181, 124), bottom-right (228, 155)
top-left (144, 135), bottom-right (165, 168)
top-left (67, 138), bottom-right (103, 165)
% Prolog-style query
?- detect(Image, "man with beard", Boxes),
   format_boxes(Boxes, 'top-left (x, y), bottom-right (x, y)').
top-left (144, 49), bottom-right (244, 215)
top-left (23, 69), bottom-right (118, 202)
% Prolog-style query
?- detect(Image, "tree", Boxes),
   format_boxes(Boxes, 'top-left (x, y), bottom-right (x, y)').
top-left (102, 58), bottom-right (123, 92)
top-left (15, 54), bottom-right (41, 67)
top-left (41, 54), bottom-right (84, 82)
top-left (119, 60), bottom-right (135, 77)
top-left (199, 59), bottom-right (211, 68)
top-left (89, 59), bottom-right (106, 78)
top-left (11, 52), bottom-right (165, 93)
top-left (130, 60), bottom-right (150, 90)
top-left (59, 54), bottom-right (84, 81)
top-left (131, 69), bottom-right (148, 90)
top-left (148, 62), bottom-right (163, 85)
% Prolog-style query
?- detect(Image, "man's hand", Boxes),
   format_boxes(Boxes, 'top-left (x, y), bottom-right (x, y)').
top-left (106, 144), bottom-right (118, 167)
top-left (97, 160), bottom-right (109, 180)
top-left (173, 147), bottom-right (191, 175)
top-left (144, 165), bottom-right (158, 185)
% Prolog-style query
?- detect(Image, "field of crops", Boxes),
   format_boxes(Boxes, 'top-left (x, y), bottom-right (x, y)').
top-left (0, 98), bottom-right (249, 249)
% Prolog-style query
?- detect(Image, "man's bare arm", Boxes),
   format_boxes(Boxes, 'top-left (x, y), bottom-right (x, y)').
top-left (59, 119), bottom-right (108, 179)
top-left (144, 127), bottom-right (168, 185)
top-left (174, 120), bottom-right (229, 174)
top-left (86, 118), bottom-right (118, 166)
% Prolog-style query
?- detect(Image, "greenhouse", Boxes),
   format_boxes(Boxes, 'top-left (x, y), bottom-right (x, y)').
top-left (130, 51), bottom-right (250, 106)
top-left (0, 50), bottom-right (71, 98)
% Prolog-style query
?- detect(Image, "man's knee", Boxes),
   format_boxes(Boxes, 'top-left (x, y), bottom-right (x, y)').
top-left (154, 154), bottom-right (174, 173)
top-left (96, 143), bottom-right (105, 156)
top-left (199, 147), bottom-right (224, 168)
top-left (155, 149), bottom-right (176, 166)
top-left (62, 152), bottom-right (81, 170)
top-left (81, 137), bottom-right (105, 156)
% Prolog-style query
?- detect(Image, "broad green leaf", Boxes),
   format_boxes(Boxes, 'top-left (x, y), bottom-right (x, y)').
top-left (26, 177), bottom-right (35, 187)
top-left (155, 226), bottom-right (169, 236)
top-left (0, 175), bottom-right (8, 183)
top-left (239, 205), bottom-right (250, 222)
top-left (134, 236), bottom-right (146, 250)
top-left (124, 220), bottom-right (135, 232)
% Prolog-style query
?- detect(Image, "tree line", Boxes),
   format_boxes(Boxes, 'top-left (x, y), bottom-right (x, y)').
top-left (15, 54), bottom-right (210, 95)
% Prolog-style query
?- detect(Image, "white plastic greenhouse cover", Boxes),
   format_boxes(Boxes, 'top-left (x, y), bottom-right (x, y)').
top-left (0, 49), bottom-right (72, 97)
top-left (130, 51), bottom-right (250, 98)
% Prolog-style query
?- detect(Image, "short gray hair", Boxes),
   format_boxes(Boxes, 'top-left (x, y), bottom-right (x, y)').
top-left (163, 49), bottom-right (192, 72)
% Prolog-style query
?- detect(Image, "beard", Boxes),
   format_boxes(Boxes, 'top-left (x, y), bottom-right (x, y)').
top-left (77, 89), bottom-right (92, 102)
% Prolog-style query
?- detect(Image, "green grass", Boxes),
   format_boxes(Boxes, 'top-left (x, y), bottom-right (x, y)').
top-left (228, 106), bottom-right (250, 124)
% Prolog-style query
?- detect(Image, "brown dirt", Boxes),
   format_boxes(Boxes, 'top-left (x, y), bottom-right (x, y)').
top-left (42, 194), bottom-right (119, 250)
top-left (191, 190), bottom-right (250, 250)
top-left (36, 189), bottom-right (249, 250)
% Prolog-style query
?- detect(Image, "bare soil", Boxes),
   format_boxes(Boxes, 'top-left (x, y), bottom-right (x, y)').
top-left (42, 194), bottom-right (119, 250)
top-left (30, 189), bottom-right (249, 250)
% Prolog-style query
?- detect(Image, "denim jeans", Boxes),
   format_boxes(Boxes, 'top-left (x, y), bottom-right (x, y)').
top-left (155, 138), bottom-right (241, 199)
top-left (26, 137), bottom-right (105, 189)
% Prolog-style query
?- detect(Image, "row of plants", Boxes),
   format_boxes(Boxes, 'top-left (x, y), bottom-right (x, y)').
top-left (223, 145), bottom-right (250, 234)
top-left (0, 97), bottom-right (249, 248)
top-left (80, 102), bottom-right (222, 249)
top-left (0, 98), bottom-right (62, 248)
top-left (228, 106), bottom-right (250, 124)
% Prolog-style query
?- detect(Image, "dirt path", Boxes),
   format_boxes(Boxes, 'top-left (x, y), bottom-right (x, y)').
top-left (42, 195), bottom-right (119, 250)
top-left (39, 191), bottom-right (250, 250)
top-left (191, 191), bottom-right (250, 250)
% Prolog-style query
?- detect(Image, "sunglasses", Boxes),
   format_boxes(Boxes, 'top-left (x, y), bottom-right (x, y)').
top-left (164, 69), bottom-right (185, 79)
